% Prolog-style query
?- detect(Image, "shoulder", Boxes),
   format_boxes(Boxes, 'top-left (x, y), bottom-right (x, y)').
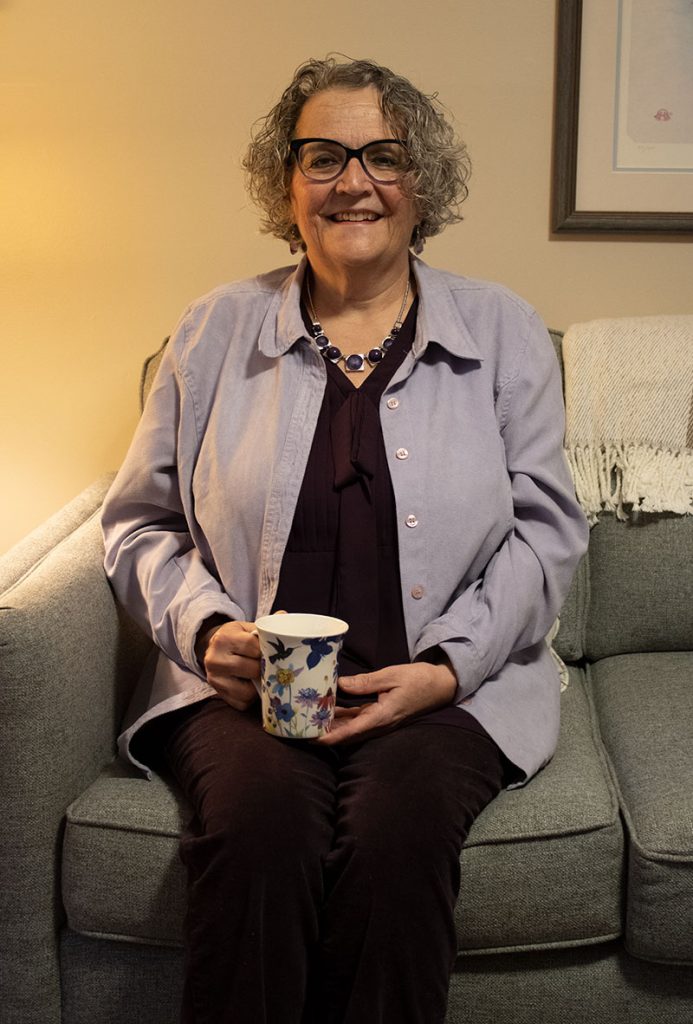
top-left (166, 263), bottom-right (298, 365)
top-left (158, 264), bottom-right (299, 388)
top-left (417, 260), bottom-right (537, 326)
top-left (180, 264), bottom-right (296, 328)
top-left (414, 260), bottom-right (548, 375)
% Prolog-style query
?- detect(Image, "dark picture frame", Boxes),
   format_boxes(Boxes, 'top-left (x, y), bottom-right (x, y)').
top-left (551, 0), bottom-right (693, 235)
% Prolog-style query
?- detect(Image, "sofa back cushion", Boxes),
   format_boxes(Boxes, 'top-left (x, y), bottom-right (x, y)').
top-left (584, 513), bottom-right (693, 661)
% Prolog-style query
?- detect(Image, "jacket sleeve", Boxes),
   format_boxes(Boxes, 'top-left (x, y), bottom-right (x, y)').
top-left (413, 312), bottom-right (589, 700)
top-left (101, 321), bottom-right (245, 677)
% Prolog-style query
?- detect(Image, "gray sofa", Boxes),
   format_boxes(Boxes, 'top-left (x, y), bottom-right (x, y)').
top-left (2, 333), bottom-right (692, 1024)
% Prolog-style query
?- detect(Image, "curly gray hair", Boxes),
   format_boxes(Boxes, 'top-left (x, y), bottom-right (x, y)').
top-left (243, 57), bottom-right (471, 248)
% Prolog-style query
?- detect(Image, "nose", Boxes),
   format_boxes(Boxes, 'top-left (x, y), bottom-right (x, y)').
top-left (335, 154), bottom-right (373, 193)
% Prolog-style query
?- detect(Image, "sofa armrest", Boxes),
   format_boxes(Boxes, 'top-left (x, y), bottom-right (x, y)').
top-left (0, 482), bottom-right (152, 1024)
top-left (0, 473), bottom-right (116, 593)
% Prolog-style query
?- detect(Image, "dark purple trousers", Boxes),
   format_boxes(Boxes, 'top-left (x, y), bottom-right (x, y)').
top-left (159, 699), bottom-right (506, 1024)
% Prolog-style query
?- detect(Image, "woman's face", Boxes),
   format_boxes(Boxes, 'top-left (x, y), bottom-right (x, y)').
top-left (289, 86), bottom-right (419, 281)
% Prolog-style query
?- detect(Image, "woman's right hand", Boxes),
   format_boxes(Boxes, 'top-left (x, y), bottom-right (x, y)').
top-left (196, 620), bottom-right (261, 711)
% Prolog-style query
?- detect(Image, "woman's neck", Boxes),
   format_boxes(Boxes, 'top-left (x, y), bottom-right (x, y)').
top-left (303, 258), bottom-right (416, 388)
top-left (307, 258), bottom-right (412, 321)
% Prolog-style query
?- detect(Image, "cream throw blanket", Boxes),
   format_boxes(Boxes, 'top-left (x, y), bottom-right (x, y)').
top-left (563, 315), bottom-right (693, 524)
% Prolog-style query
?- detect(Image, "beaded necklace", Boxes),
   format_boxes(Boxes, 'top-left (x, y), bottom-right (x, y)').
top-left (306, 276), bottom-right (411, 373)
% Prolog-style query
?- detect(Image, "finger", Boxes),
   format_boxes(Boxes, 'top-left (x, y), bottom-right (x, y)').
top-left (338, 670), bottom-right (396, 696)
top-left (209, 675), bottom-right (258, 711)
top-left (332, 706), bottom-right (361, 720)
top-left (319, 702), bottom-right (391, 745)
top-left (206, 653), bottom-right (261, 680)
top-left (210, 625), bottom-right (261, 660)
top-left (232, 623), bottom-right (263, 655)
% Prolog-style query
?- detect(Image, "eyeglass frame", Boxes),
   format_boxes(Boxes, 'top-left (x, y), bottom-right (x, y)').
top-left (288, 138), bottom-right (411, 184)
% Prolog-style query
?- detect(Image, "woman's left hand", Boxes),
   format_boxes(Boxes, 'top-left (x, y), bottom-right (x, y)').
top-left (318, 660), bottom-right (458, 745)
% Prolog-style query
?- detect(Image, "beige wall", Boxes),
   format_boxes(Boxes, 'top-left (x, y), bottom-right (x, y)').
top-left (2, 0), bottom-right (692, 553)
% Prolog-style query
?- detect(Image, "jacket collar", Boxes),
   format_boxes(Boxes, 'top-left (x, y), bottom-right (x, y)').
top-left (259, 254), bottom-right (483, 362)
top-left (409, 256), bottom-right (483, 361)
top-left (258, 258), bottom-right (309, 358)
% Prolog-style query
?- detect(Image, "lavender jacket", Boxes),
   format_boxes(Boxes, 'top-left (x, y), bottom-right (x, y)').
top-left (102, 256), bottom-right (588, 784)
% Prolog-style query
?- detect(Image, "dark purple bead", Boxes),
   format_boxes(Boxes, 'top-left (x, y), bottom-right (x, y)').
top-left (367, 348), bottom-right (384, 364)
top-left (325, 346), bottom-right (342, 363)
top-left (345, 353), bottom-right (365, 371)
top-left (381, 337), bottom-right (394, 350)
top-left (315, 334), bottom-right (329, 349)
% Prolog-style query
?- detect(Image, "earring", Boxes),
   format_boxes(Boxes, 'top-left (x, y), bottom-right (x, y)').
top-left (289, 226), bottom-right (303, 255)
top-left (412, 225), bottom-right (425, 255)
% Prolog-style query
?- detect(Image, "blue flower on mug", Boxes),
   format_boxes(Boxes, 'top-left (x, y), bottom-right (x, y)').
top-left (270, 696), bottom-right (295, 723)
top-left (311, 707), bottom-right (332, 726)
top-left (304, 636), bottom-right (341, 670)
top-left (296, 687), bottom-right (320, 707)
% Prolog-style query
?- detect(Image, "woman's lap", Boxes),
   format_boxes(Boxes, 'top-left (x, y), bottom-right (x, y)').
top-left (162, 698), bottom-right (504, 865)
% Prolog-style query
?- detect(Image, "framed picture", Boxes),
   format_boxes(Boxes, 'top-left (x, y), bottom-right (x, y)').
top-left (552, 0), bottom-right (693, 234)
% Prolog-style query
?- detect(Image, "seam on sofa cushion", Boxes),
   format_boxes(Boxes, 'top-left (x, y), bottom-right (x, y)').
top-left (68, 926), bottom-right (625, 958)
top-left (459, 931), bottom-right (623, 958)
top-left (581, 662), bottom-right (622, 817)
top-left (623, 940), bottom-right (693, 968)
top-left (64, 816), bottom-right (183, 840)
top-left (66, 926), bottom-right (184, 948)
top-left (463, 819), bottom-right (622, 847)
top-left (67, 807), bottom-right (624, 848)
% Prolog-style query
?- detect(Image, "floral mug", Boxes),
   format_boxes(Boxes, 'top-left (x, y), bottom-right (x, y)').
top-left (253, 613), bottom-right (349, 739)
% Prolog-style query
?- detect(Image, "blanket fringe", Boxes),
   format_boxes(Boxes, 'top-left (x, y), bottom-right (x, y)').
top-left (565, 443), bottom-right (693, 525)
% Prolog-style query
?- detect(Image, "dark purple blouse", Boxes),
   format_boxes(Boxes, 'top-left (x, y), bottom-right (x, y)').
top-left (272, 299), bottom-right (485, 733)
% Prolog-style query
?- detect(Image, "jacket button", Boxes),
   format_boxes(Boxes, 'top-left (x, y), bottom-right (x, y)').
top-left (395, 447), bottom-right (409, 460)
top-left (405, 514), bottom-right (419, 528)
top-left (410, 585), bottom-right (425, 599)
top-left (386, 397), bottom-right (399, 409)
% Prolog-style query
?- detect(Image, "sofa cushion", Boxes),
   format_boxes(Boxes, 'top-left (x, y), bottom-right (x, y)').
top-left (589, 652), bottom-right (693, 964)
top-left (62, 668), bottom-right (624, 955)
top-left (584, 514), bottom-right (693, 660)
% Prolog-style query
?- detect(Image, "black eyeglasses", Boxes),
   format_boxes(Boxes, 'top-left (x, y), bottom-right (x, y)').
top-left (289, 138), bottom-right (411, 183)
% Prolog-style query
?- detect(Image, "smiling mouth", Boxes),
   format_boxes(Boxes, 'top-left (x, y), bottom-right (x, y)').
top-left (329, 211), bottom-right (381, 222)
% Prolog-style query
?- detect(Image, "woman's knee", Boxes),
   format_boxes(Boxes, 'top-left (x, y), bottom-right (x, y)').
top-left (173, 728), bottom-right (337, 870)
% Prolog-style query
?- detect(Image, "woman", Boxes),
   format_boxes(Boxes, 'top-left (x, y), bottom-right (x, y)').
top-left (102, 57), bottom-right (588, 1024)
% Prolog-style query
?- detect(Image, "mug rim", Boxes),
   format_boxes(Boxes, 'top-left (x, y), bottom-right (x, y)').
top-left (254, 612), bottom-right (348, 639)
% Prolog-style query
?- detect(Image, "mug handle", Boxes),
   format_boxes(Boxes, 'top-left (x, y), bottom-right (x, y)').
top-left (249, 627), bottom-right (262, 695)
